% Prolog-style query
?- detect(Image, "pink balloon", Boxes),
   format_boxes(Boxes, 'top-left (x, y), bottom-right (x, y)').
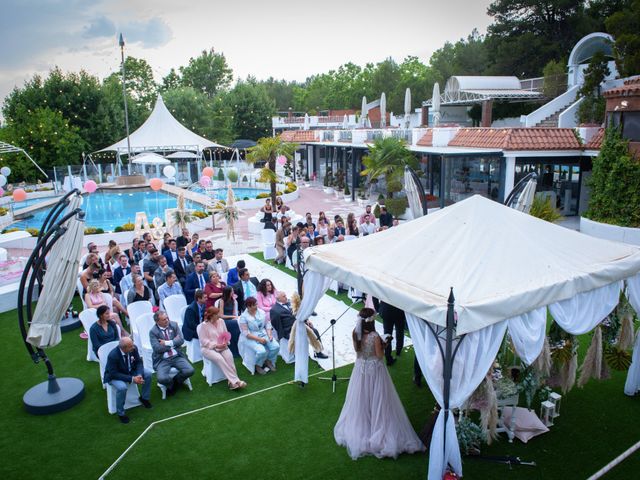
top-left (0, 187), bottom-right (4, 197)
top-left (202, 167), bottom-right (214, 178)
top-left (200, 175), bottom-right (211, 187)
top-left (277, 155), bottom-right (287, 166)
top-left (13, 188), bottom-right (27, 202)
top-left (84, 180), bottom-right (97, 193)
top-left (149, 178), bottom-right (164, 191)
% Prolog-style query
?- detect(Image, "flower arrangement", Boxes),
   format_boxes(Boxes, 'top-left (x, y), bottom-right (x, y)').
top-left (456, 416), bottom-right (485, 456)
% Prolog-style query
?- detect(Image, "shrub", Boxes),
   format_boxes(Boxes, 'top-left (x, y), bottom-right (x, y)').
top-left (276, 190), bottom-right (283, 196)
top-left (84, 227), bottom-right (105, 235)
top-left (193, 210), bottom-right (209, 219)
top-left (2, 227), bottom-right (19, 233)
top-left (529, 195), bottom-right (562, 223)
top-left (26, 228), bottom-right (40, 237)
top-left (24, 188), bottom-right (34, 193)
top-left (242, 175), bottom-right (248, 183)
top-left (121, 222), bottom-right (135, 231)
top-left (385, 197), bottom-right (408, 218)
top-left (256, 192), bottom-right (270, 199)
top-left (243, 197), bottom-right (249, 200)
top-left (286, 182), bottom-right (297, 192)
top-left (227, 169), bottom-right (239, 182)
top-left (217, 168), bottom-right (224, 181)
top-left (114, 226), bottom-right (123, 232)
top-left (3, 191), bottom-right (12, 196)
top-left (344, 184), bottom-right (350, 195)
top-left (0, 207), bottom-right (8, 216)
top-left (373, 204), bottom-right (381, 218)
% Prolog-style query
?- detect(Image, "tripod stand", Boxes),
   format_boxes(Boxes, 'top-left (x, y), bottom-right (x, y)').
top-left (318, 297), bottom-right (362, 393)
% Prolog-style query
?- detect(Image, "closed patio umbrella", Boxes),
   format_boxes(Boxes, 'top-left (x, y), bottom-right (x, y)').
top-left (380, 93), bottom-right (387, 128)
top-left (361, 96), bottom-right (368, 127)
top-left (404, 166), bottom-right (428, 219)
top-left (27, 194), bottom-right (85, 348)
top-left (404, 88), bottom-right (412, 128)
top-left (432, 82), bottom-right (441, 127)
top-left (303, 113), bottom-right (310, 131)
top-left (131, 152), bottom-right (170, 165)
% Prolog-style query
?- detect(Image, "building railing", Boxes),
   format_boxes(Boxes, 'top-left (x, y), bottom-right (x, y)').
top-left (339, 131), bottom-right (353, 142)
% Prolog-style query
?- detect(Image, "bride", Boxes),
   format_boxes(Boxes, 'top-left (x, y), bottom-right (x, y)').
top-left (334, 308), bottom-right (425, 459)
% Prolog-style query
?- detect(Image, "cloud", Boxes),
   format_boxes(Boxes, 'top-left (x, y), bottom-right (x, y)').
top-left (83, 16), bottom-right (116, 39)
top-left (120, 17), bottom-right (172, 49)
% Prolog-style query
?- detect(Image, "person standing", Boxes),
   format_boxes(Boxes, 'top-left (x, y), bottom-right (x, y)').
top-left (333, 308), bottom-right (424, 459)
top-left (378, 301), bottom-right (406, 366)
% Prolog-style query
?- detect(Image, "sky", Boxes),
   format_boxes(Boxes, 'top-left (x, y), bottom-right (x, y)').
top-left (0, 0), bottom-right (494, 110)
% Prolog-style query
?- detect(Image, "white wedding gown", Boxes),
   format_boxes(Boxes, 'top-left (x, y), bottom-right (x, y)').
top-left (334, 331), bottom-right (425, 459)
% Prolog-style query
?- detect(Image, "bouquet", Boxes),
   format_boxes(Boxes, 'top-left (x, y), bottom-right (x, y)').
top-left (218, 332), bottom-right (231, 344)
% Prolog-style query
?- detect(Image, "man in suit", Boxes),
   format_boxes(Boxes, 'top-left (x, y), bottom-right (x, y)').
top-left (207, 248), bottom-right (229, 276)
top-left (186, 252), bottom-right (201, 276)
top-left (104, 337), bottom-right (153, 423)
top-left (226, 259), bottom-right (245, 286)
top-left (182, 289), bottom-right (206, 341)
top-left (163, 239), bottom-right (179, 268)
top-left (232, 268), bottom-right (259, 313)
top-left (379, 301), bottom-right (406, 366)
top-left (378, 206), bottom-right (393, 229)
top-left (270, 291), bottom-right (328, 359)
top-left (112, 254), bottom-right (131, 295)
top-left (150, 311), bottom-right (194, 396)
top-left (184, 261), bottom-right (209, 304)
top-left (153, 255), bottom-right (173, 290)
top-left (173, 246), bottom-right (192, 287)
top-left (176, 228), bottom-right (190, 249)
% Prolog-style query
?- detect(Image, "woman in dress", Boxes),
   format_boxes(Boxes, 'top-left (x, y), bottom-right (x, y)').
top-left (126, 274), bottom-right (152, 305)
top-left (334, 308), bottom-right (425, 460)
top-left (275, 196), bottom-right (289, 212)
top-left (85, 280), bottom-right (129, 335)
top-left (256, 279), bottom-right (277, 322)
top-left (97, 269), bottom-right (127, 317)
top-left (198, 307), bottom-right (247, 390)
top-left (347, 218), bottom-right (359, 237)
top-left (238, 297), bottom-right (279, 374)
top-left (316, 218), bottom-right (329, 239)
top-left (261, 198), bottom-right (276, 230)
top-left (187, 233), bottom-right (199, 255)
top-left (216, 286), bottom-right (240, 357)
top-left (204, 271), bottom-right (226, 308)
top-left (89, 305), bottom-right (121, 357)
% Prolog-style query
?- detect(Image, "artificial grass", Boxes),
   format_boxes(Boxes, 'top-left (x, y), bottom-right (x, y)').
top-left (1, 288), bottom-right (639, 479)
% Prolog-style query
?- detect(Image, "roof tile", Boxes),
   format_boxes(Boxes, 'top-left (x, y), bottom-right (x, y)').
top-left (417, 129), bottom-right (433, 146)
top-left (449, 128), bottom-right (582, 150)
top-left (280, 130), bottom-right (318, 142)
top-left (585, 128), bottom-right (605, 149)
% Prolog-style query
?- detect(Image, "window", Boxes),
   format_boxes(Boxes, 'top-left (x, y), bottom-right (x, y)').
top-left (622, 112), bottom-right (640, 142)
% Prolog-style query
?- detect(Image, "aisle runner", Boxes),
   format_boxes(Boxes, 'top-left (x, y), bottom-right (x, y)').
top-left (233, 255), bottom-right (412, 370)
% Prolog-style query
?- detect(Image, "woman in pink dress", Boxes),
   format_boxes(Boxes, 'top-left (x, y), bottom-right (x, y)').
top-left (84, 279), bottom-right (129, 335)
top-left (256, 278), bottom-right (277, 322)
top-left (198, 306), bottom-right (247, 390)
top-left (334, 308), bottom-right (425, 460)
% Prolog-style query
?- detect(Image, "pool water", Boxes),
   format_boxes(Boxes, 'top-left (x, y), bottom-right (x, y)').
top-left (6, 195), bottom-right (60, 209)
top-left (189, 187), bottom-right (268, 200)
top-left (11, 191), bottom-right (201, 231)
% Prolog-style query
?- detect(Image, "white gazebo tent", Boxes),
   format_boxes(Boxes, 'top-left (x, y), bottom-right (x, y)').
top-left (293, 195), bottom-right (640, 480)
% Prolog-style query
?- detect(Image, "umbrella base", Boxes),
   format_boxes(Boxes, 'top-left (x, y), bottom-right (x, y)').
top-left (60, 316), bottom-right (81, 333)
top-left (23, 376), bottom-right (85, 415)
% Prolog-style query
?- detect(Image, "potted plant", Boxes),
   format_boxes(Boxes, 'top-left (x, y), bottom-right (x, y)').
top-left (323, 169), bottom-right (334, 194)
top-left (344, 184), bottom-right (351, 202)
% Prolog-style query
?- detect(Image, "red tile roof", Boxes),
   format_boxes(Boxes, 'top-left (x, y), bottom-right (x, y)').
top-left (417, 129), bottom-right (433, 146)
top-left (604, 76), bottom-right (640, 97)
top-left (280, 130), bottom-right (318, 142)
top-left (449, 128), bottom-right (582, 150)
top-left (585, 128), bottom-right (605, 149)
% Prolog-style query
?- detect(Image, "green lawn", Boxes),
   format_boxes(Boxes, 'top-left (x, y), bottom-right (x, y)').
top-left (1, 261), bottom-right (639, 479)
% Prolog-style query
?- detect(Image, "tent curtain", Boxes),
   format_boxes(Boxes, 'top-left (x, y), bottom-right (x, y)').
top-left (406, 313), bottom-right (508, 480)
top-left (294, 271), bottom-right (332, 383)
top-left (624, 273), bottom-right (640, 396)
top-left (507, 307), bottom-right (547, 365)
top-left (549, 281), bottom-right (623, 335)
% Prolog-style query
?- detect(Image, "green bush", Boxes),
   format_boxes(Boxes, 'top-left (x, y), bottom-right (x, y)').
top-left (217, 168), bottom-right (224, 181)
top-left (385, 197), bottom-right (408, 218)
top-left (256, 192), bottom-right (270, 199)
top-left (121, 222), bottom-right (135, 231)
top-left (0, 207), bottom-right (8, 216)
top-left (530, 195), bottom-right (562, 223)
top-left (285, 182), bottom-right (297, 192)
top-left (242, 175), bottom-right (248, 182)
top-left (373, 204), bottom-right (381, 218)
top-left (26, 228), bottom-right (40, 237)
top-left (227, 170), bottom-right (239, 182)
top-left (344, 184), bottom-right (350, 195)
top-left (192, 210), bottom-right (209, 219)
top-left (243, 197), bottom-right (249, 200)
top-left (114, 226), bottom-right (123, 232)
top-left (2, 227), bottom-right (19, 233)
top-left (84, 227), bottom-right (105, 235)
top-left (24, 188), bottom-right (34, 193)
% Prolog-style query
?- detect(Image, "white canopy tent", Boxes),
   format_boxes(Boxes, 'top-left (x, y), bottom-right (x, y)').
top-left (130, 152), bottom-right (170, 165)
top-left (293, 195), bottom-right (640, 480)
top-left (98, 95), bottom-right (224, 157)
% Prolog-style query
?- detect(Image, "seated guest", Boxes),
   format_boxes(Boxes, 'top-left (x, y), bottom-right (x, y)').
top-left (233, 268), bottom-right (258, 313)
top-left (270, 291), bottom-right (328, 359)
top-left (173, 247), bottom-right (192, 286)
top-left (347, 218), bottom-right (359, 236)
top-left (126, 274), bottom-right (152, 305)
top-left (275, 196), bottom-right (289, 211)
top-left (196, 239), bottom-right (206, 255)
top-left (238, 297), bottom-right (279, 374)
top-left (202, 240), bottom-right (216, 261)
top-left (318, 211), bottom-right (328, 225)
top-left (326, 228), bottom-right (338, 244)
top-left (97, 269), bottom-right (127, 318)
top-left (304, 212), bottom-right (316, 232)
top-left (163, 239), bottom-right (179, 268)
top-left (89, 305), bottom-right (121, 357)
top-left (359, 205), bottom-right (373, 224)
top-left (216, 286), bottom-right (240, 357)
top-left (150, 311), bottom-right (195, 396)
top-left (186, 252), bottom-right (202, 275)
top-left (207, 248), bottom-right (229, 276)
top-left (82, 242), bottom-right (104, 269)
top-left (112, 254), bottom-right (131, 295)
top-left (182, 289), bottom-right (206, 341)
top-left (292, 236), bottom-right (311, 268)
top-left (80, 253), bottom-right (101, 292)
top-left (186, 233), bottom-right (199, 255)
top-left (359, 214), bottom-right (377, 236)
top-left (124, 239), bottom-right (139, 265)
top-left (314, 236), bottom-right (325, 246)
top-left (157, 271), bottom-right (184, 312)
top-left (142, 249), bottom-right (161, 293)
top-left (378, 206), bottom-right (393, 229)
top-left (176, 228), bottom-right (190, 249)
top-left (226, 259), bottom-right (245, 286)
top-left (392, 218), bottom-right (400, 227)
top-left (334, 219), bottom-right (346, 237)
top-left (85, 280), bottom-right (128, 335)
top-left (257, 279), bottom-right (277, 321)
top-left (198, 306), bottom-right (247, 390)
top-left (185, 261), bottom-right (209, 304)
top-left (204, 271), bottom-right (226, 308)
top-left (104, 337), bottom-right (152, 423)
top-left (120, 264), bottom-right (141, 297)
top-left (133, 240), bottom-right (147, 265)
top-left (316, 218), bottom-right (329, 238)
top-left (153, 255), bottom-right (172, 289)
top-left (161, 232), bottom-right (172, 253)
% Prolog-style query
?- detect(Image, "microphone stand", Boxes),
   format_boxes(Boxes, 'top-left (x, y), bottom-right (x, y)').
top-left (318, 296), bottom-right (363, 393)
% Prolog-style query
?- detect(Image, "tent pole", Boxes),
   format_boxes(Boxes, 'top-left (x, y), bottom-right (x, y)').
top-left (442, 288), bottom-right (455, 459)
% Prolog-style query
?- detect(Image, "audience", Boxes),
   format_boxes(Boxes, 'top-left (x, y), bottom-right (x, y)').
top-left (238, 297), bottom-right (279, 375)
top-left (207, 248), bottom-right (229, 276)
top-left (176, 228), bottom-right (190, 249)
top-left (89, 305), bottom-right (121, 357)
top-left (126, 274), bottom-right (152, 305)
top-left (157, 271), bottom-right (184, 311)
top-left (163, 239), bottom-right (179, 268)
top-left (216, 286), bottom-right (240, 357)
top-left (112, 254), bottom-right (131, 295)
top-left (233, 268), bottom-right (258, 313)
top-left (185, 261), bottom-right (208, 304)
top-left (256, 279), bottom-right (277, 321)
top-left (204, 271), bottom-right (225, 308)
top-left (226, 259), bottom-right (244, 286)
top-left (173, 247), bottom-right (191, 287)
top-left (182, 289), bottom-right (206, 342)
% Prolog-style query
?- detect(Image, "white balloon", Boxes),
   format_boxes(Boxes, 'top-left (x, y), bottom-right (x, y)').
top-left (163, 165), bottom-right (176, 178)
top-left (0, 175), bottom-right (6, 187)
top-left (0, 167), bottom-right (10, 177)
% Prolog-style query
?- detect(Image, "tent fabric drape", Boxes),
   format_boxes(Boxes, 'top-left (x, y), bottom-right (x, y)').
top-left (294, 271), bottom-right (332, 383)
top-left (507, 307), bottom-right (547, 365)
top-left (27, 195), bottom-right (84, 348)
top-left (406, 313), bottom-right (507, 480)
top-left (624, 273), bottom-right (640, 396)
top-left (549, 281), bottom-right (622, 335)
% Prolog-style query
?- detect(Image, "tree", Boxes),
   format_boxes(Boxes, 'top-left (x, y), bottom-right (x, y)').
top-left (261, 77), bottom-right (298, 110)
top-left (180, 48), bottom-right (233, 98)
top-left (224, 79), bottom-right (275, 140)
top-left (0, 108), bottom-right (85, 181)
top-left (606, 0), bottom-right (640, 76)
top-left (577, 51), bottom-right (610, 123)
top-left (246, 136), bottom-right (298, 206)
top-left (586, 127), bottom-right (640, 227)
top-left (429, 30), bottom-right (488, 85)
top-left (361, 137), bottom-right (419, 199)
top-left (163, 87), bottom-right (216, 139)
top-left (542, 59), bottom-right (567, 98)
top-left (161, 68), bottom-right (182, 91)
top-left (104, 57), bottom-right (157, 110)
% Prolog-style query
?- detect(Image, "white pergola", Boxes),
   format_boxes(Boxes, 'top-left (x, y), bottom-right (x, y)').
top-left (423, 76), bottom-right (543, 106)
top-left (0, 141), bottom-right (48, 178)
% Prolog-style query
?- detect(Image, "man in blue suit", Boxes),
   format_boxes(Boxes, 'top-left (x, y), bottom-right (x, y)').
top-left (112, 254), bottom-right (131, 295)
top-left (226, 259), bottom-right (245, 287)
top-left (163, 239), bottom-right (179, 268)
top-left (182, 289), bottom-right (206, 341)
top-left (184, 261), bottom-right (209, 304)
top-left (104, 337), bottom-right (153, 424)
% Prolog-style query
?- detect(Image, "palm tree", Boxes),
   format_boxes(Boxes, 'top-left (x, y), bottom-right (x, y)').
top-left (361, 137), bottom-right (419, 198)
top-left (246, 136), bottom-right (298, 205)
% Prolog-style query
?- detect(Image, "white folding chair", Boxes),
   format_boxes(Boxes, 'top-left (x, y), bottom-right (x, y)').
top-left (119, 280), bottom-right (129, 311)
top-left (196, 324), bottom-right (227, 386)
top-left (164, 295), bottom-right (187, 328)
top-left (102, 292), bottom-right (113, 310)
top-left (185, 338), bottom-right (203, 363)
top-left (136, 313), bottom-right (156, 371)
top-left (261, 229), bottom-right (277, 260)
top-left (97, 341), bottom-right (141, 415)
top-left (77, 277), bottom-right (88, 309)
top-left (279, 338), bottom-right (295, 364)
top-left (158, 370), bottom-right (193, 400)
top-left (79, 309), bottom-right (98, 362)
top-left (237, 320), bottom-right (257, 375)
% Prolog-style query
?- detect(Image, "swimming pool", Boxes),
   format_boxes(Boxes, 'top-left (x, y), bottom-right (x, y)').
top-left (189, 187), bottom-right (268, 199)
top-left (5, 195), bottom-right (60, 210)
top-left (11, 191), bottom-right (201, 231)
